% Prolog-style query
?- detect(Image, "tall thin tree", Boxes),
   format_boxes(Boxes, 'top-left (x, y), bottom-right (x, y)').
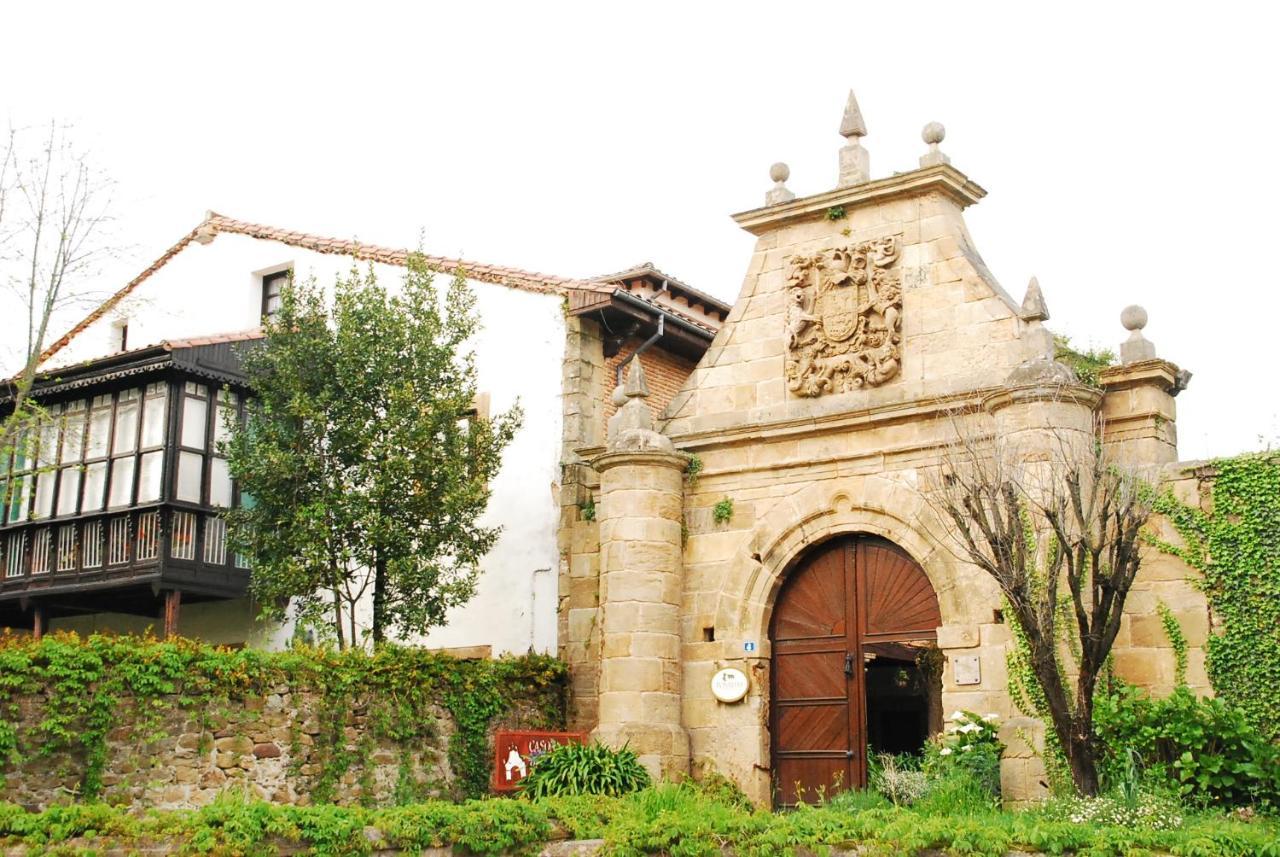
top-left (928, 409), bottom-right (1152, 795)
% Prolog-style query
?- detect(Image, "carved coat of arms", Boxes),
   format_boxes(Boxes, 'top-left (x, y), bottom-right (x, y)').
top-left (784, 236), bottom-right (902, 397)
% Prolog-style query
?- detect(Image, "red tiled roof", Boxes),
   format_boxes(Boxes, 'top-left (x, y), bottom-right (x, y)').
top-left (161, 329), bottom-right (265, 350)
top-left (38, 212), bottom-right (606, 368)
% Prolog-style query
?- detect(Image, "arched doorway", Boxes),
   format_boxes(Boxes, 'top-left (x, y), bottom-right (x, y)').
top-left (770, 534), bottom-right (942, 806)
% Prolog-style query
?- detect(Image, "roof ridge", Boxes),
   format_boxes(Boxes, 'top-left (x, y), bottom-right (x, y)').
top-left (39, 212), bottom-right (609, 369)
top-left (205, 212), bottom-right (596, 295)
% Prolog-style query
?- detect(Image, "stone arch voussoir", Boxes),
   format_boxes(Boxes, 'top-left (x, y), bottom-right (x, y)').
top-left (718, 477), bottom-right (978, 652)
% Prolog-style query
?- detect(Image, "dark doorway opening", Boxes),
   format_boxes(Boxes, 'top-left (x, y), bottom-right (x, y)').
top-left (863, 642), bottom-right (943, 758)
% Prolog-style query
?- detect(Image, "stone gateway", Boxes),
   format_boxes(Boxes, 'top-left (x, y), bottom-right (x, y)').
top-left (557, 90), bottom-right (1205, 806)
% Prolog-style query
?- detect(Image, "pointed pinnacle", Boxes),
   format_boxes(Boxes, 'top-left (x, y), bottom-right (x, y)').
top-left (624, 360), bottom-right (650, 398)
top-left (839, 90), bottom-right (867, 139)
top-left (1020, 277), bottom-right (1050, 322)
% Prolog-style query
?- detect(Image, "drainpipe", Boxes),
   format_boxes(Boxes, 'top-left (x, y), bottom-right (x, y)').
top-left (530, 567), bottom-right (551, 652)
top-left (615, 313), bottom-right (664, 388)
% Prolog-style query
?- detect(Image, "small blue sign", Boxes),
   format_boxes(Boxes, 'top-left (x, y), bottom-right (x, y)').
top-left (743, 641), bottom-right (757, 653)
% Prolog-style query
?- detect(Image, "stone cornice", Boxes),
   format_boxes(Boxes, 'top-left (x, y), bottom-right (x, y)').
top-left (663, 390), bottom-right (990, 454)
top-left (592, 449), bottom-right (688, 473)
top-left (1098, 359), bottom-right (1186, 394)
top-left (981, 382), bottom-right (1104, 415)
top-left (731, 164), bottom-right (987, 236)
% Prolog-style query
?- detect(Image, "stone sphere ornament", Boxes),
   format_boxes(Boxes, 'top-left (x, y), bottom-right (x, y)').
top-left (922, 122), bottom-right (946, 145)
top-left (1121, 304), bottom-right (1148, 332)
top-left (769, 162), bottom-right (790, 183)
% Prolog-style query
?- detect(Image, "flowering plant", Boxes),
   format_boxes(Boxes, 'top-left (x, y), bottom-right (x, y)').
top-left (925, 710), bottom-right (1005, 799)
top-left (1040, 792), bottom-right (1184, 831)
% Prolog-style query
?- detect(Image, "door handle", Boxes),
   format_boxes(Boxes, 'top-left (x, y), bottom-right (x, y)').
top-left (844, 653), bottom-right (854, 677)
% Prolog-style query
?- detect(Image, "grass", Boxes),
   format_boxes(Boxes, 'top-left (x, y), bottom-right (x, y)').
top-left (0, 784), bottom-right (1276, 856)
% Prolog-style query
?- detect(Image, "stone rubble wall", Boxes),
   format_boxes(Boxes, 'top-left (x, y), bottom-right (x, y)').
top-left (0, 684), bottom-right (553, 811)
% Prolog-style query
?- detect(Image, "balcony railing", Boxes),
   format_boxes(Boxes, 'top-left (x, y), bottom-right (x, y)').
top-left (0, 506), bottom-right (249, 597)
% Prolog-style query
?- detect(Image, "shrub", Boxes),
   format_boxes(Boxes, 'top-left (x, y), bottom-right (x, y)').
top-left (517, 742), bottom-right (651, 799)
top-left (1095, 684), bottom-right (1280, 809)
top-left (868, 752), bottom-right (930, 807)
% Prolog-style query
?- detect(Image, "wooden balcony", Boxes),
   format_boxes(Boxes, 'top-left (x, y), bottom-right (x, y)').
top-left (0, 505), bottom-right (251, 634)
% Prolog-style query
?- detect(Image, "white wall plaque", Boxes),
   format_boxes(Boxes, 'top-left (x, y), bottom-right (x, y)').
top-left (711, 668), bottom-right (750, 703)
top-left (952, 655), bottom-right (981, 686)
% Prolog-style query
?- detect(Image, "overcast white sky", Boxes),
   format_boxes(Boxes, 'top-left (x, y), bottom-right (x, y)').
top-left (2, 1), bottom-right (1276, 460)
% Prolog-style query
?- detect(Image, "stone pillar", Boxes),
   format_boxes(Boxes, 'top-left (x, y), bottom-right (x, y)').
top-left (1098, 307), bottom-right (1191, 468)
top-left (592, 361), bottom-right (690, 780)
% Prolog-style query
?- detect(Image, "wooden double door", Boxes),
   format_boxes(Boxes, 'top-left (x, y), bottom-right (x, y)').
top-left (770, 535), bottom-right (941, 805)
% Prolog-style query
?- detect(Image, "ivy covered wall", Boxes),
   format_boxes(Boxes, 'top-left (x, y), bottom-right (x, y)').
top-left (1152, 452), bottom-right (1280, 741)
top-left (0, 635), bottom-right (567, 810)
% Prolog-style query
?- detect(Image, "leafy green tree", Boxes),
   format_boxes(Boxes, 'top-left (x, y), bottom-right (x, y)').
top-left (225, 254), bottom-right (522, 647)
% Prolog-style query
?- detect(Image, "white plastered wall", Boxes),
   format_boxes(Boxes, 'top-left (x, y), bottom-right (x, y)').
top-left (44, 232), bottom-right (564, 655)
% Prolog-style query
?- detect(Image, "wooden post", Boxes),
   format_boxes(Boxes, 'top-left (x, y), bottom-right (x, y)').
top-left (32, 606), bottom-right (45, 641)
top-left (162, 590), bottom-right (182, 639)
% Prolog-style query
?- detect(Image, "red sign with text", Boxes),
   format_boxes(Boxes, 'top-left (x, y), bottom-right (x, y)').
top-left (492, 730), bottom-right (586, 792)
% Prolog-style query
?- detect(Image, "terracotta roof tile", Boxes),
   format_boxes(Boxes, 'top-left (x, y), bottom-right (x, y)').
top-left (39, 212), bottom-right (610, 368)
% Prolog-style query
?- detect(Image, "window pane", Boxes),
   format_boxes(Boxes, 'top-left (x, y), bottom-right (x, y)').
top-left (7, 475), bottom-right (31, 523)
top-left (209, 457), bottom-right (232, 507)
top-left (214, 390), bottom-right (238, 448)
top-left (141, 391), bottom-right (167, 448)
top-left (57, 468), bottom-right (81, 516)
top-left (38, 413), bottom-right (60, 468)
top-left (86, 406), bottom-right (111, 458)
top-left (35, 472), bottom-right (56, 519)
top-left (108, 457), bottom-right (135, 507)
top-left (138, 451), bottom-right (164, 503)
top-left (11, 431), bottom-right (33, 472)
top-left (177, 451), bottom-right (203, 503)
top-left (113, 396), bottom-right (139, 455)
top-left (182, 395), bottom-right (208, 449)
top-left (62, 413), bottom-right (86, 463)
top-left (82, 462), bottom-right (107, 512)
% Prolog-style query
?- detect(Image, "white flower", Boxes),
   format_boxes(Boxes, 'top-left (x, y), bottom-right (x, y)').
top-left (939, 747), bottom-right (952, 756)
top-left (950, 711), bottom-right (966, 722)
top-left (961, 744), bottom-right (973, 751)
top-left (983, 713), bottom-right (1000, 721)
top-left (958, 722), bottom-right (978, 733)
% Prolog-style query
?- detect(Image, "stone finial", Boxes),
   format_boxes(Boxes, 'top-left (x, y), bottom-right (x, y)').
top-left (838, 89), bottom-right (871, 187)
top-left (1019, 277), bottom-right (1049, 322)
top-left (765, 162), bottom-right (795, 206)
top-left (919, 121), bottom-right (950, 168)
top-left (839, 90), bottom-right (867, 139)
top-left (1120, 304), bottom-right (1157, 364)
top-left (1018, 276), bottom-right (1054, 360)
top-left (606, 361), bottom-right (674, 452)
top-left (624, 358), bottom-right (650, 398)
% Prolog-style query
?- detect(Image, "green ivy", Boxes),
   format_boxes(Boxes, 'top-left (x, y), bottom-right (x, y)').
top-left (0, 633), bottom-right (566, 801)
top-left (1157, 601), bottom-right (1189, 687)
top-left (1151, 453), bottom-right (1280, 740)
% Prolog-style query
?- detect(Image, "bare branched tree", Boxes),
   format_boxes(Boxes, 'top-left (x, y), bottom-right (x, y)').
top-left (927, 403), bottom-right (1153, 795)
top-left (0, 121), bottom-right (116, 458)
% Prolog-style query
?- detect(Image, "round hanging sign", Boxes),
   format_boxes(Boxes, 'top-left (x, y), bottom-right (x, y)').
top-left (710, 668), bottom-right (750, 703)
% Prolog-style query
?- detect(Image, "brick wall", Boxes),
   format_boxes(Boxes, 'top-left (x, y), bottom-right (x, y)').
top-left (603, 338), bottom-right (697, 422)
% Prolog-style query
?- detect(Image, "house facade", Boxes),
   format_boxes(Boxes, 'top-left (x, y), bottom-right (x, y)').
top-left (558, 93), bottom-right (1210, 806)
top-left (0, 214), bottom-right (727, 653)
